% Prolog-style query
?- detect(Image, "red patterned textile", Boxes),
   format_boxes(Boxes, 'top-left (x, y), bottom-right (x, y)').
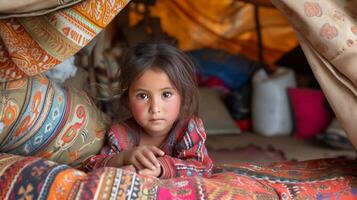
top-left (1, 153), bottom-right (357, 199)
top-left (82, 117), bottom-right (214, 179)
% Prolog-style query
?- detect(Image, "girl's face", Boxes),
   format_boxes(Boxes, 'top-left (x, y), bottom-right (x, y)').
top-left (128, 67), bottom-right (181, 138)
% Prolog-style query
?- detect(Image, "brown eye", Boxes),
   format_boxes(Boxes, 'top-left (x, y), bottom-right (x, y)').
top-left (162, 91), bottom-right (172, 98)
top-left (136, 93), bottom-right (148, 100)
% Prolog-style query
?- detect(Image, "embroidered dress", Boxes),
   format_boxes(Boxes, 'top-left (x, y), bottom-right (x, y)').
top-left (82, 116), bottom-right (213, 178)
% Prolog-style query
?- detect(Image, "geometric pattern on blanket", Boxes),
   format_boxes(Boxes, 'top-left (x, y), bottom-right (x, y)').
top-left (215, 159), bottom-right (357, 199)
top-left (0, 75), bottom-right (109, 167)
top-left (1, 153), bottom-right (357, 199)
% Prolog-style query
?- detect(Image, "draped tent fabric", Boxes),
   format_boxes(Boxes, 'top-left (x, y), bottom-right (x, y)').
top-left (0, 0), bottom-right (130, 82)
top-left (271, 0), bottom-right (357, 149)
top-left (144, 0), bottom-right (298, 66)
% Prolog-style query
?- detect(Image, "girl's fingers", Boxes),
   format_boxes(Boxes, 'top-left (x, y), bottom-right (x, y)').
top-left (138, 168), bottom-right (151, 176)
top-left (149, 146), bottom-right (165, 156)
top-left (139, 167), bottom-right (161, 177)
top-left (136, 153), bottom-right (156, 170)
top-left (132, 157), bottom-right (145, 170)
top-left (144, 151), bottom-right (160, 168)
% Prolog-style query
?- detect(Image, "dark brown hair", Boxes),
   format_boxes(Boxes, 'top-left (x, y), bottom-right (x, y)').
top-left (118, 41), bottom-right (199, 120)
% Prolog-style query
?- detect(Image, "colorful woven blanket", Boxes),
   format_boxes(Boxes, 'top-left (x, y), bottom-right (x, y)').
top-left (1, 153), bottom-right (357, 199)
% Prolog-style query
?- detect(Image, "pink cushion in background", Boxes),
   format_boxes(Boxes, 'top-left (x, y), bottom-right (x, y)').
top-left (287, 88), bottom-right (333, 139)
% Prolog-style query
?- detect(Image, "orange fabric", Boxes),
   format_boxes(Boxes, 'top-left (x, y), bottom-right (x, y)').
top-left (132, 0), bottom-right (298, 67)
top-left (47, 168), bottom-right (86, 199)
top-left (0, 0), bottom-right (129, 82)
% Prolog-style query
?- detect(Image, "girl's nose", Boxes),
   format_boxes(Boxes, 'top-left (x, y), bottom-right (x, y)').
top-left (150, 98), bottom-right (161, 114)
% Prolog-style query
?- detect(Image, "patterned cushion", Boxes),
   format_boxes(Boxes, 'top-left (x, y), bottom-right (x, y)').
top-left (0, 0), bottom-right (129, 82)
top-left (0, 75), bottom-right (110, 167)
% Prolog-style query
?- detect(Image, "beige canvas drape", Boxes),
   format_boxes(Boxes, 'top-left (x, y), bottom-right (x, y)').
top-left (0, 0), bottom-right (83, 19)
top-left (272, 0), bottom-right (357, 149)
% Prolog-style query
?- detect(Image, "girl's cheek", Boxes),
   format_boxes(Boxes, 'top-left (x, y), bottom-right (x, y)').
top-left (130, 101), bottom-right (147, 115)
top-left (167, 98), bottom-right (181, 116)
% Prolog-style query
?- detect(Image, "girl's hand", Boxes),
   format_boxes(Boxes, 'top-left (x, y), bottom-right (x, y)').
top-left (139, 166), bottom-right (162, 177)
top-left (124, 145), bottom-right (164, 171)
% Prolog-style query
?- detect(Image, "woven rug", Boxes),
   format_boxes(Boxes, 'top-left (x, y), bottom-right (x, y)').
top-left (207, 144), bottom-right (288, 165)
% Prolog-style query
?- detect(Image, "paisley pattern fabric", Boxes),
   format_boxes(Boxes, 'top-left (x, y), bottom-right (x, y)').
top-left (271, 0), bottom-right (357, 149)
top-left (0, 0), bottom-right (129, 82)
top-left (271, 0), bottom-right (357, 96)
top-left (1, 153), bottom-right (357, 199)
top-left (0, 75), bottom-right (109, 167)
top-left (0, 0), bottom-right (127, 167)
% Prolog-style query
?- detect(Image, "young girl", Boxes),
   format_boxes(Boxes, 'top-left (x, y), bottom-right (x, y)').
top-left (82, 41), bottom-right (213, 178)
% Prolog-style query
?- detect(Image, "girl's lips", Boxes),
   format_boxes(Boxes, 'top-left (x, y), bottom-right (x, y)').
top-left (149, 118), bottom-right (164, 122)
top-left (150, 118), bottom-right (162, 121)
